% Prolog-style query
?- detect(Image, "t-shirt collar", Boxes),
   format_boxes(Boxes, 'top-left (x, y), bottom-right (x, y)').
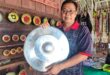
top-left (71, 21), bottom-right (79, 30)
top-left (64, 21), bottom-right (80, 31)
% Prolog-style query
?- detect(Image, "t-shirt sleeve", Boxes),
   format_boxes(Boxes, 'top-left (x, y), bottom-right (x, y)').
top-left (77, 26), bottom-right (92, 57)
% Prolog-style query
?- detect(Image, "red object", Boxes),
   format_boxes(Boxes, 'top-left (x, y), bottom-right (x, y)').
top-left (19, 69), bottom-right (27, 75)
top-left (35, 19), bottom-right (39, 24)
top-left (33, 16), bottom-right (41, 26)
top-left (71, 21), bottom-right (79, 30)
top-left (4, 37), bottom-right (9, 40)
top-left (20, 35), bottom-right (26, 42)
top-left (12, 35), bottom-right (19, 42)
top-left (79, 52), bottom-right (91, 57)
top-left (21, 14), bottom-right (32, 25)
top-left (56, 21), bottom-right (62, 27)
top-left (24, 16), bottom-right (30, 22)
top-left (2, 35), bottom-right (11, 42)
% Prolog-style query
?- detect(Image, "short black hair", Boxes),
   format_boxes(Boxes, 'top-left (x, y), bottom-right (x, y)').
top-left (61, 0), bottom-right (78, 11)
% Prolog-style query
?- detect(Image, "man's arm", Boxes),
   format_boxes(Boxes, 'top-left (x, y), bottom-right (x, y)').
top-left (59, 53), bottom-right (88, 70)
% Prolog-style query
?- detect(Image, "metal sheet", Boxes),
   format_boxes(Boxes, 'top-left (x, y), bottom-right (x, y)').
top-left (24, 26), bottom-right (69, 72)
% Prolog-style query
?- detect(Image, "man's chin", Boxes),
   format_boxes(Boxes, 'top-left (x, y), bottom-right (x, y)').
top-left (64, 21), bottom-right (71, 24)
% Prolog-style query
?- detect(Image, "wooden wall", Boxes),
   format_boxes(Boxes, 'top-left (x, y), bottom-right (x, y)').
top-left (0, 1), bottom-right (64, 75)
top-left (0, 0), bottom-right (64, 19)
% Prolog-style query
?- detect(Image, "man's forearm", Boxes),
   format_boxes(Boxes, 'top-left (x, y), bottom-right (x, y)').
top-left (59, 53), bottom-right (88, 70)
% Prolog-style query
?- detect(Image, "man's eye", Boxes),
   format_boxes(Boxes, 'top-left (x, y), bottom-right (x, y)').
top-left (69, 10), bottom-right (73, 13)
top-left (62, 9), bottom-right (76, 14)
top-left (62, 10), bottom-right (68, 12)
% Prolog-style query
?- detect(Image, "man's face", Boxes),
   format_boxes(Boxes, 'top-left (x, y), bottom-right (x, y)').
top-left (61, 3), bottom-right (77, 24)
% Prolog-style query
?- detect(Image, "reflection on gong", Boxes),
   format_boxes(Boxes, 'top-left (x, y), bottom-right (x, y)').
top-left (42, 42), bottom-right (54, 53)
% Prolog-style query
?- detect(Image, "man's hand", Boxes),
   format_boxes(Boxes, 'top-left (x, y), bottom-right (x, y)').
top-left (44, 64), bottom-right (63, 75)
top-left (41, 21), bottom-right (50, 28)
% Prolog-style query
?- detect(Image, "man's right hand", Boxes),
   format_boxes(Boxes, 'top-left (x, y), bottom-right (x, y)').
top-left (41, 21), bottom-right (50, 28)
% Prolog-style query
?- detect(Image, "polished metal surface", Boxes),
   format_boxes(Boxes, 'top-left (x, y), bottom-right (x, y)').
top-left (24, 26), bottom-right (69, 72)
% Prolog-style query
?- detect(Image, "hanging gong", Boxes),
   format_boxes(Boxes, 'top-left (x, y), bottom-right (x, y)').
top-left (23, 26), bottom-right (69, 72)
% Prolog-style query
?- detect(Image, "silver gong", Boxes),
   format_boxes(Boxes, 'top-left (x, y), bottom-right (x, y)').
top-left (24, 26), bottom-right (69, 72)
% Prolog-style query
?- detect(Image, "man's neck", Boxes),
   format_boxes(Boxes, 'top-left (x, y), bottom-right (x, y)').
top-left (64, 21), bottom-right (74, 28)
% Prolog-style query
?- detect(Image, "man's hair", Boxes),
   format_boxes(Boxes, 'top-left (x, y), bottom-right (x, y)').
top-left (61, 0), bottom-right (78, 11)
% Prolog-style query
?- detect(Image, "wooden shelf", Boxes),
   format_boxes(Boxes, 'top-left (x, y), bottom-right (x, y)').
top-left (0, 60), bottom-right (27, 70)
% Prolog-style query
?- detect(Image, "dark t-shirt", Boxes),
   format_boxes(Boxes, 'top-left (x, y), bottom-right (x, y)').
top-left (58, 21), bottom-right (92, 75)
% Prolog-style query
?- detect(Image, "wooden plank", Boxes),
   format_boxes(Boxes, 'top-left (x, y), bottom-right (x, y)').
top-left (45, 6), bottom-right (54, 15)
top-left (32, 0), bottom-right (60, 9)
top-left (22, 0), bottom-right (36, 10)
top-left (5, 0), bottom-right (21, 7)
top-left (35, 2), bottom-right (45, 13)
top-left (0, 0), bottom-right (4, 3)
top-left (0, 60), bottom-right (26, 70)
top-left (32, 0), bottom-right (45, 3)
